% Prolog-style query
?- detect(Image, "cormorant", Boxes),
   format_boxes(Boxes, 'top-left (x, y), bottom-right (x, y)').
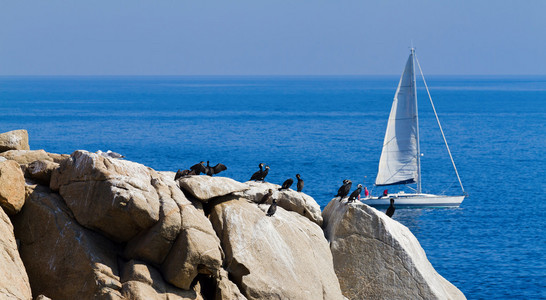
top-left (386, 198), bottom-right (396, 218)
top-left (259, 165), bottom-right (270, 181)
top-left (296, 174), bottom-right (304, 192)
top-left (279, 178), bottom-right (294, 191)
top-left (205, 161), bottom-right (227, 176)
top-left (258, 189), bottom-right (274, 205)
top-left (336, 179), bottom-right (352, 201)
top-left (250, 163), bottom-right (264, 181)
top-left (189, 161), bottom-right (227, 176)
top-left (190, 161), bottom-right (206, 175)
top-left (266, 199), bottom-right (277, 217)
top-left (347, 184), bottom-right (363, 203)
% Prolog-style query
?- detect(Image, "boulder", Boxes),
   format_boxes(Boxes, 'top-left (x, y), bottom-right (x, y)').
top-left (0, 129), bottom-right (29, 152)
top-left (209, 197), bottom-right (344, 300)
top-left (124, 173), bottom-right (183, 265)
top-left (0, 149), bottom-right (52, 165)
top-left (120, 260), bottom-right (204, 300)
top-left (0, 159), bottom-right (25, 215)
top-left (322, 199), bottom-right (466, 300)
top-left (12, 185), bottom-right (123, 299)
top-left (25, 160), bottom-right (59, 186)
top-left (0, 204), bottom-right (32, 300)
top-left (161, 193), bottom-right (224, 290)
top-left (50, 150), bottom-right (161, 242)
top-left (236, 181), bottom-right (323, 226)
top-left (178, 176), bottom-right (248, 202)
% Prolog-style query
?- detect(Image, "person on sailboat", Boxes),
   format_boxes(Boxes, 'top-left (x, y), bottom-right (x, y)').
top-left (378, 189), bottom-right (388, 199)
top-left (364, 187), bottom-right (369, 198)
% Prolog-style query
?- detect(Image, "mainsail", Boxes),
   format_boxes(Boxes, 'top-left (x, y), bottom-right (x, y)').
top-left (375, 51), bottom-right (419, 186)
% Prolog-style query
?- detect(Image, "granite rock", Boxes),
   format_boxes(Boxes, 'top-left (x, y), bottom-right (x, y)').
top-left (322, 199), bottom-right (466, 300)
top-left (210, 197), bottom-right (343, 300)
top-left (0, 129), bottom-right (29, 152)
top-left (0, 159), bottom-right (26, 215)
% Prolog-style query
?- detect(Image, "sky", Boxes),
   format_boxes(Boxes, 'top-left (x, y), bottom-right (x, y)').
top-left (0, 1), bottom-right (545, 76)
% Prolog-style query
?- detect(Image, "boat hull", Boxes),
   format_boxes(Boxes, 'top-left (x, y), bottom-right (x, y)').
top-left (361, 193), bottom-right (465, 208)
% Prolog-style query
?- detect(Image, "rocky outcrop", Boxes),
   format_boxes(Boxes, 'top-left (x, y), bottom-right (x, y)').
top-left (0, 205), bottom-right (32, 300)
top-left (236, 181), bottom-right (323, 226)
top-left (120, 260), bottom-right (203, 300)
top-left (13, 185), bottom-right (123, 299)
top-left (178, 176), bottom-right (248, 202)
top-left (0, 159), bottom-right (26, 215)
top-left (322, 199), bottom-right (466, 300)
top-left (0, 129), bottom-right (29, 152)
top-left (0, 129), bottom-right (465, 300)
top-left (210, 197), bottom-right (344, 300)
top-left (50, 150), bottom-right (161, 242)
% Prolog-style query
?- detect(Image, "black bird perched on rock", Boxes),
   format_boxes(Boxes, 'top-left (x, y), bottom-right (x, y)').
top-left (190, 161), bottom-right (206, 175)
top-left (347, 184), bottom-right (363, 203)
top-left (250, 163), bottom-right (264, 181)
top-left (259, 165), bottom-right (270, 181)
top-left (189, 161), bottom-right (227, 176)
top-left (174, 169), bottom-right (197, 180)
top-left (336, 179), bottom-right (352, 201)
top-left (279, 178), bottom-right (294, 191)
top-left (266, 198), bottom-right (277, 217)
top-left (205, 161), bottom-right (227, 176)
top-left (258, 189), bottom-right (274, 205)
top-left (386, 198), bottom-right (396, 218)
top-left (296, 174), bottom-right (304, 192)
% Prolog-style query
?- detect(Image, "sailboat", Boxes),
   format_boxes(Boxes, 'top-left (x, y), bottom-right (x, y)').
top-left (364, 48), bottom-right (466, 208)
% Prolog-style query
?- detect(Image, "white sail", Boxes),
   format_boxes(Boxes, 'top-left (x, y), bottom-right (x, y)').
top-left (375, 52), bottom-right (419, 186)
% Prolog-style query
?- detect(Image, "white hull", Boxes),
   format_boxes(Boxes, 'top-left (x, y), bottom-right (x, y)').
top-left (361, 193), bottom-right (464, 208)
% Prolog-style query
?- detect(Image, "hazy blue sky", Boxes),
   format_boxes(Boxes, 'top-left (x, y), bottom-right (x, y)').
top-left (1, 1), bottom-right (544, 75)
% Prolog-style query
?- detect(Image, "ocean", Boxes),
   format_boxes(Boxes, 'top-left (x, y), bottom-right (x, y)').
top-left (1, 75), bottom-right (545, 299)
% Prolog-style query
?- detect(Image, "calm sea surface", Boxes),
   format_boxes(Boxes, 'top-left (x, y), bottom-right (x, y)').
top-left (1, 76), bottom-right (545, 299)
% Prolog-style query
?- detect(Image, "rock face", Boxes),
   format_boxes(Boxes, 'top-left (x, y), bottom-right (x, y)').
top-left (0, 159), bottom-right (26, 215)
top-left (124, 173), bottom-right (182, 265)
top-left (13, 185), bottom-right (123, 299)
top-left (322, 199), bottom-right (466, 300)
top-left (178, 176), bottom-right (248, 202)
top-left (50, 150), bottom-right (161, 242)
top-left (0, 206), bottom-right (32, 300)
top-left (161, 191), bottom-right (224, 290)
top-left (0, 129), bottom-right (29, 152)
top-left (236, 181), bottom-right (323, 226)
top-left (210, 197), bottom-right (344, 300)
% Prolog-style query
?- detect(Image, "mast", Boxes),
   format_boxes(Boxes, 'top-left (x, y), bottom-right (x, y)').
top-left (412, 48), bottom-right (422, 194)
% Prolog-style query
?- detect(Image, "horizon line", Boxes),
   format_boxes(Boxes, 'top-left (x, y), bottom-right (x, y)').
top-left (1, 74), bottom-right (545, 77)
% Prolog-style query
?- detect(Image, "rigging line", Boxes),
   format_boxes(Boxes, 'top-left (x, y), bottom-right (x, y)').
top-left (414, 55), bottom-right (466, 194)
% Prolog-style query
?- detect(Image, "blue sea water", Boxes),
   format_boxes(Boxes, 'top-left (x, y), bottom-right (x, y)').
top-left (1, 75), bottom-right (545, 299)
